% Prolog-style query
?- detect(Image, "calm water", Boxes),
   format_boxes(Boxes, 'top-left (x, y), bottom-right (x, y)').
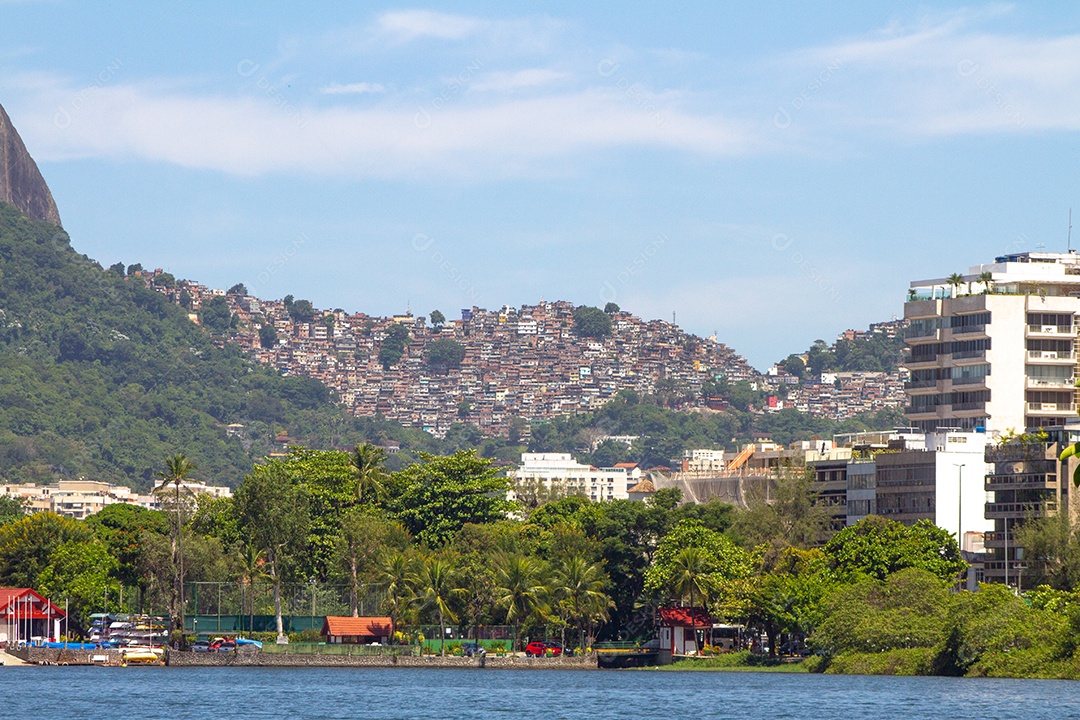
top-left (2, 666), bottom-right (1078, 719)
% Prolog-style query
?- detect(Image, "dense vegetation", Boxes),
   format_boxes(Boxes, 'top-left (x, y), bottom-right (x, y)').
top-left (0, 204), bottom-right (446, 489)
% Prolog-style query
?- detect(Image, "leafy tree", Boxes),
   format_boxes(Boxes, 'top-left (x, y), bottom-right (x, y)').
top-left (152, 272), bottom-right (175, 289)
top-left (644, 520), bottom-right (751, 608)
top-left (86, 503), bottom-right (169, 590)
top-left (415, 554), bottom-right (463, 655)
top-left (337, 512), bottom-right (409, 616)
top-left (0, 512), bottom-right (91, 588)
top-left (1015, 513), bottom-right (1080, 590)
top-left (551, 555), bottom-right (612, 650)
top-left (824, 515), bottom-right (966, 583)
top-left (258, 323), bottom-right (278, 349)
top-left (108, 262), bottom-right (125, 275)
top-left (494, 553), bottom-right (548, 651)
top-left (155, 453), bottom-right (196, 638)
top-left (429, 310), bottom-right (446, 328)
top-left (36, 538), bottom-right (120, 630)
top-left (289, 299), bottom-right (316, 323)
top-left (377, 551), bottom-right (416, 641)
top-left (126, 263), bottom-right (143, 276)
top-left (379, 323), bottom-right (411, 369)
top-left (730, 466), bottom-right (830, 550)
top-left (780, 355), bottom-right (805, 380)
top-left (0, 495), bottom-right (27, 526)
top-left (228, 283), bottom-right (248, 295)
top-left (389, 451), bottom-right (514, 546)
top-left (425, 339), bottom-right (466, 372)
top-left (604, 302), bottom-right (620, 315)
top-left (234, 461), bottom-right (311, 639)
top-left (200, 295), bottom-right (232, 334)
top-left (350, 443), bottom-right (389, 504)
top-left (573, 306), bottom-right (612, 339)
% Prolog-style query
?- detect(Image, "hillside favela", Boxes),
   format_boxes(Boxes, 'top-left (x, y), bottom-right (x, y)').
top-left (3, 4), bottom-right (1080, 718)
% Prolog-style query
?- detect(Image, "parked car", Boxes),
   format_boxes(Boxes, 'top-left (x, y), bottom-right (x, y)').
top-left (217, 641), bottom-right (236, 653)
top-left (525, 641), bottom-right (563, 657)
top-left (548, 642), bottom-right (573, 657)
top-left (524, 641), bottom-right (548, 657)
top-left (192, 641), bottom-right (211, 653)
top-left (461, 641), bottom-right (482, 657)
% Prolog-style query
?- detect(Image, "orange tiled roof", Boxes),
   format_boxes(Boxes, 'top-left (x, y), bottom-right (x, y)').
top-left (322, 616), bottom-right (392, 637)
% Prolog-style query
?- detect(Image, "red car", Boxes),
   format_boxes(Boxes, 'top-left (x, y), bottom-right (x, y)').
top-left (524, 641), bottom-right (561, 657)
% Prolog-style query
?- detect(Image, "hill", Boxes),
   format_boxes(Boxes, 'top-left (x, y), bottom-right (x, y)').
top-left (0, 203), bottom-right (448, 489)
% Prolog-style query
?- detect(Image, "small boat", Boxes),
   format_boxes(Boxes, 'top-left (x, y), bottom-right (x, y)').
top-left (121, 649), bottom-right (162, 666)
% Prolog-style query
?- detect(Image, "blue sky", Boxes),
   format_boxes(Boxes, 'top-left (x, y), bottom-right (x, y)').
top-left (3, 1), bottom-right (1080, 369)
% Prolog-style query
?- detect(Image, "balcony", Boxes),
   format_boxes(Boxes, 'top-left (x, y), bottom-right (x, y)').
top-left (985, 501), bottom-right (1058, 518)
top-left (1027, 350), bottom-right (1075, 362)
top-left (1026, 376), bottom-right (1077, 389)
top-left (983, 532), bottom-right (1013, 549)
top-left (952, 401), bottom-right (986, 411)
top-left (952, 375), bottom-right (988, 386)
top-left (952, 325), bottom-right (986, 336)
top-left (904, 379), bottom-right (940, 390)
top-left (952, 349), bottom-right (987, 360)
top-left (1027, 324), bottom-right (1074, 336)
top-left (985, 443), bottom-right (1053, 463)
top-left (904, 404), bottom-right (941, 416)
top-left (904, 327), bottom-right (941, 341)
top-left (985, 473), bottom-right (1058, 490)
top-left (1027, 402), bottom-right (1076, 414)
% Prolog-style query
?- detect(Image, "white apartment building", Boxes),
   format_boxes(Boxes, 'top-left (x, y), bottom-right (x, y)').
top-left (1, 479), bottom-right (233, 520)
top-left (905, 251), bottom-right (1080, 434)
top-left (509, 453), bottom-right (642, 501)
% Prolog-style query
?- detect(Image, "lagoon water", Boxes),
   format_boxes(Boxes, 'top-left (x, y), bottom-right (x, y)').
top-left (2, 666), bottom-right (1078, 719)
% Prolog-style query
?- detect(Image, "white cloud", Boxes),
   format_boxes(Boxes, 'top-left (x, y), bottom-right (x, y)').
top-left (12, 76), bottom-right (757, 179)
top-left (320, 82), bottom-right (386, 95)
top-left (471, 69), bottom-right (566, 92)
top-left (374, 10), bottom-right (487, 43)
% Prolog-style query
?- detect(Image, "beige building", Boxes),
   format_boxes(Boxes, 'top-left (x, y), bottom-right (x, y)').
top-left (1, 479), bottom-right (232, 520)
top-left (905, 251), bottom-right (1080, 434)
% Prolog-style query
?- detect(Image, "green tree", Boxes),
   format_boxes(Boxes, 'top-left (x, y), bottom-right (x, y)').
top-left (258, 322), bottom-right (278, 349)
top-left (429, 309), bottom-right (446, 328)
top-left (338, 511), bottom-right (409, 616)
top-left (199, 296), bottom-right (232, 334)
top-left (947, 272), bottom-right (964, 298)
top-left (379, 323), bottom-right (411, 369)
top-left (377, 551), bottom-right (417, 642)
top-left (289, 299), bottom-right (316, 323)
top-left (978, 271), bottom-right (994, 294)
top-left (86, 503), bottom-right (169, 593)
top-left (552, 555), bottom-right (613, 649)
top-left (415, 554), bottom-right (463, 655)
top-left (0, 512), bottom-right (92, 588)
top-left (824, 515), bottom-right (966, 583)
top-left (644, 520), bottom-right (751, 608)
top-left (36, 538), bottom-right (121, 631)
top-left (234, 461), bottom-right (311, 639)
top-left (390, 451), bottom-right (514, 546)
top-left (494, 554), bottom-right (548, 652)
top-left (349, 443), bottom-right (389, 505)
top-left (573, 306), bottom-right (612, 339)
top-left (603, 302), bottom-right (620, 315)
top-left (0, 495), bottom-right (27, 526)
top-left (730, 466), bottom-right (830, 550)
top-left (425, 339), bottom-right (466, 372)
top-left (227, 283), bottom-right (248, 295)
top-left (155, 453), bottom-right (196, 640)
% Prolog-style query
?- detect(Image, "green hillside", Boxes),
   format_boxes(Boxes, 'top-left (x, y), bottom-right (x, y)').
top-left (0, 203), bottom-right (438, 489)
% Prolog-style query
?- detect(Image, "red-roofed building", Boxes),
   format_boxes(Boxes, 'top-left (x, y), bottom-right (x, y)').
top-left (658, 606), bottom-right (711, 657)
top-left (1, 588), bottom-right (66, 645)
top-left (321, 616), bottom-right (392, 644)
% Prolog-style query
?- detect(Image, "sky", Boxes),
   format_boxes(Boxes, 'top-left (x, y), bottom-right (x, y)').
top-left (3, 1), bottom-right (1080, 369)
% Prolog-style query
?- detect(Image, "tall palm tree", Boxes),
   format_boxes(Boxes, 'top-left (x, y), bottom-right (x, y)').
top-left (156, 454), bottom-right (196, 644)
top-left (947, 273), bottom-right (964, 298)
top-left (238, 544), bottom-right (267, 636)
top-left (350, 443), bottom-right (388, 504)
top-left (414, 556), bottom-right (462, 656)
top-left (671, 546), bottom-right (715, 610)
top-left (552, 556), bottom-right (613, 651)
top-left (493, 554), bottom-right (548, 653)
top-left (979, 271), bottom-right (994, 294)
top-left (377, 551), bottom-right (415, 643)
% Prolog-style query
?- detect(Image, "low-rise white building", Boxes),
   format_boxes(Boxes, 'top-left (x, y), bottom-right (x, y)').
top-left (1, 479), bottom-right (233, 520)
top-left (509, 453), bottom-right (642, 502)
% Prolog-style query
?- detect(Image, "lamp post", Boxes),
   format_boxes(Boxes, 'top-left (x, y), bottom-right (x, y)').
top-left (953, 463), bottom-right (965, 546)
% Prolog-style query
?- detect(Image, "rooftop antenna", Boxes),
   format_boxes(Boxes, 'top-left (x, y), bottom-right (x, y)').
top-left (1069, 208), bottom-right (1073, 252)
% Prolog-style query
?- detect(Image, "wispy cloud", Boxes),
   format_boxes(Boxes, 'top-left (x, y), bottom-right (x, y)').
top-left (471, 68), bottom-right (566, 92)
top-left (319, 82), bottom-right (386, 95)
top-left (374, 10), bottom-right (487, 43)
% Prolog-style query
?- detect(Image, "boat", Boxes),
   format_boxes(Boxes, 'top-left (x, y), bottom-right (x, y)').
top-left (121, 648), bottom-right (163, 666)
top-left (595, 639), bottom-right (662, 669)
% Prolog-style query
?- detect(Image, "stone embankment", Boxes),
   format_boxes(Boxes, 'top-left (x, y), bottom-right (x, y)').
top-left (167, 649), bottom-right (597, 670)
top-left (6, 646), bottom-right (130, 666)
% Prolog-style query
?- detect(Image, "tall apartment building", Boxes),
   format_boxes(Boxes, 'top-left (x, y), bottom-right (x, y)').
top-left (904, 251), bottom-right (1080, 434)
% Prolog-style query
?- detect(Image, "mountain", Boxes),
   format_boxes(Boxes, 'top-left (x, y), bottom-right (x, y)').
top-left (0, 103), bottom-right (61, 226)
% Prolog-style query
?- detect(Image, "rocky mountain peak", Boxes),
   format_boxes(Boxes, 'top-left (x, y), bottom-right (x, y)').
top-left (0, 102), bottom-right (61, 226)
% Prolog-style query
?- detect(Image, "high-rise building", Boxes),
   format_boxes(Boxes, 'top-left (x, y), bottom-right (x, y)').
top-left (904, 251), bottom-right (1080, 434)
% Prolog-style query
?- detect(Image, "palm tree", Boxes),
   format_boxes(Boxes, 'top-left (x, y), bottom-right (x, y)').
top-left (377, 551), bottom-right (415, 643)
top-left (979, 271), bottom-right (994, 294)
top-left (414, 556), bottom-right (462, 656)
top-left (350, 443), bottom-right (388, 504)
top-left (552, 556), bottom-right (613, 651)
top-left (671, 546), bottom-right (715, 610)
top-left (906, 289), bottom-right (917, 302)
top-left (238, 544), bottom-right (267, 636)
top-left (155, 454), bottom-right (196, 644)
top-left (947, 273), bottom-right (964, 298)
top-left (493, 554), bottom-right (548, 653)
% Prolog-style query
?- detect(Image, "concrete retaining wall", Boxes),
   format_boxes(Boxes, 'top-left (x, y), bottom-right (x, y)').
top-left (167, 649), bottom-right (597, 670)
top-left (12, 647), bottom-right (129, 666)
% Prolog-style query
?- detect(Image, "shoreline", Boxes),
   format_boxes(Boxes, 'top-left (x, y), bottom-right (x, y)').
top-left (164, 649), bottom-right (599, 670)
